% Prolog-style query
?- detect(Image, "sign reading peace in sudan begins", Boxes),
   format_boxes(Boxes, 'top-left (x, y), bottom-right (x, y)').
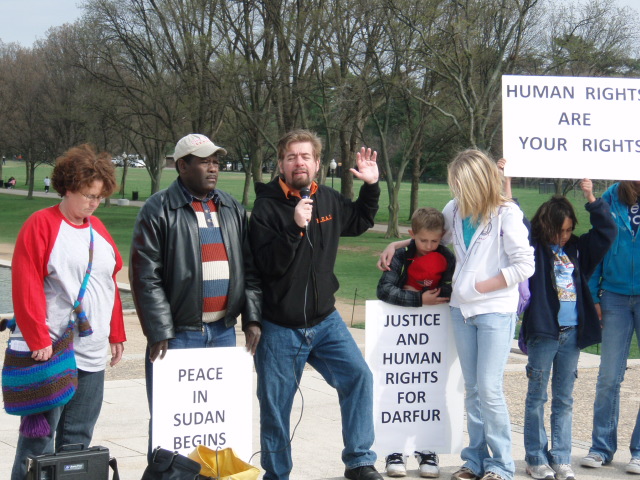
top-left (502, 75), bottom-right (640, 180)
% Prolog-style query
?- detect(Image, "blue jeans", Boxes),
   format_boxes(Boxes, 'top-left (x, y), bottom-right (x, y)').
top-left (144, 320), bottom-right (236, 460)
top-left (255, 311), bottom-right (376, 480)
top-left (450, 307), bottom-right (516, 480)
top-left (524, 328), bottom-right (579, 466)
top-left (11, 369), bottom-right (105, 480)
top-left (590, 291), bottom-right (640, 462)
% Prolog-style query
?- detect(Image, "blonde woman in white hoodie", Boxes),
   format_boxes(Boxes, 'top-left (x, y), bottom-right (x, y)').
top-left (379, 150), bottom-right (534, 480)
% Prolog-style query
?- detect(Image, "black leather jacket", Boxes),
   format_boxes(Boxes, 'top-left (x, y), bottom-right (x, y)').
top-left (129, 179), bottom-right (262, 346)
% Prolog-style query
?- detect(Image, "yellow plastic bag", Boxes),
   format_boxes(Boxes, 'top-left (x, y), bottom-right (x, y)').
top-left (188, 445), bottom-right (260, 480)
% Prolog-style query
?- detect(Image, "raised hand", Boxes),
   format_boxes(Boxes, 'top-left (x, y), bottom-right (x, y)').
top-left (580, 178), bottom-right (596, 203)
top-left (350, 147), bottom-right (379, 185)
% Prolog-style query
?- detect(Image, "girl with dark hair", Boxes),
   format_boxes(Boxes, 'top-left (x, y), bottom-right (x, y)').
top-left (521, 180), bottom-right (616, 480)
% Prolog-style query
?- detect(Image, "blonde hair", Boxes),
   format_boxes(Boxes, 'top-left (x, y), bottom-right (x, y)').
top-left (277, 129), bottom-right (322, 162)
top-left (447, 149), bottom-right (508, 224)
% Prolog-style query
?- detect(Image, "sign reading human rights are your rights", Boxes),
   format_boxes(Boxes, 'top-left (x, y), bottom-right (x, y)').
top-left (502, 75), bottom-right (640, 180)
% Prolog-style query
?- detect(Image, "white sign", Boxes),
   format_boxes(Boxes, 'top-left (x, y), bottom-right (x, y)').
top-left (502, 75), bottom-right (640, 180)
top-left (152, 347), bottom-right (253, 460)
top-left (365, 300), bottom-right (464, 456)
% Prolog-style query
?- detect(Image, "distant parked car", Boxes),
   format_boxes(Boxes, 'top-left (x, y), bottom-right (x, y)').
top-left (111, 157), bottom-right (124, 167)
top-left (129, 157), bottom-right (146, 168)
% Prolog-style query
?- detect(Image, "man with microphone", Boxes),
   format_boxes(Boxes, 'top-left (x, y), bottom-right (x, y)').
top-left (249, 129), bottom-right (381, 480)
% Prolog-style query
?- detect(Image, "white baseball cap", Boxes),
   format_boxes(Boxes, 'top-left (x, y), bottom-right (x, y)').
top-left (173, 134), bottom-right (227, 161)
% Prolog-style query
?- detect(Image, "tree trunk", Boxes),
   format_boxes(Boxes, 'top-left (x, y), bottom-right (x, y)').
top-left (151, 168), bottom-right (163, 196)
top-left (339, 131), bottom-right (354, 200)
top-left (27, 161), bottom-right (36, 200)
top-left (120, 161), bottom-right (129, 199)
top-left (410, 154), bottom-right (421, 219)
top-left (243, 171), bottom-right (252, 206)
top-left (385, 186), bottom-right (401, 238)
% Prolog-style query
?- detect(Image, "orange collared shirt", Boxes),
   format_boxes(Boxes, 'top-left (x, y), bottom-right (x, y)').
top-left (279, 178), bottom-right (319, 199)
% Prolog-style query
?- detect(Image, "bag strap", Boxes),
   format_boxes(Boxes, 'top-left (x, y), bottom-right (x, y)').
top-left (109, 457), bottom-right (120, 480)
top-left (72, 220), bottom-right (94, 337)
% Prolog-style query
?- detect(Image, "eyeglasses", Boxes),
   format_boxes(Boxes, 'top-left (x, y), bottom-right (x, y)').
top-left (81, 193), bottom-right (105, 202)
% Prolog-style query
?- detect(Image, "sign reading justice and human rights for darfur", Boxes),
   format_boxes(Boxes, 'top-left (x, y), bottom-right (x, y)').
top-left (365, 301), bottom-right (464, 456)
top-left (502, 75), bottom-right (640, 180)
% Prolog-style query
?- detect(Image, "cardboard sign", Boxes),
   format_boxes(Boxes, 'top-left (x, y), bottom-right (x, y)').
top-left (365, 300), bottom-right (464, 456)
top-left (502, 75), bottom-right (640, 180)
top-left (152, 347), bottom-right (253, 460)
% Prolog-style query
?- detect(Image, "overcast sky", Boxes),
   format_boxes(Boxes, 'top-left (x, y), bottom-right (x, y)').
top-left (0, 0), bottom-right (639, 48)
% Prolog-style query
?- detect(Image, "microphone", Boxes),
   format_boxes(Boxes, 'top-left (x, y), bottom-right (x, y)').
top-left (300, 187), bottom-right (311, 227)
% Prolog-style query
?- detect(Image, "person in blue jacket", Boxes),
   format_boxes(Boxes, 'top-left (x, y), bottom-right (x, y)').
top-left (521, 180), bottom-right (616, 480)
top-left (581, 180), bottom-right (640, 474)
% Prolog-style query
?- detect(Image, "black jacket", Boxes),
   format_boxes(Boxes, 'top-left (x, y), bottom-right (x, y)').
top-left (377, 241), bottom-right (455, 307)
top-left (522, 198), bottom-right (616, 349)
top-left (249, 177), bottom-right (380, 328)
top-left (129, 179), bottom-right (262, 345)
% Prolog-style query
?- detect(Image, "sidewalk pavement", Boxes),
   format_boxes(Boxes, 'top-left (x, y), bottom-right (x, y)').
top-left (1, 307), bottom-right (638, 479)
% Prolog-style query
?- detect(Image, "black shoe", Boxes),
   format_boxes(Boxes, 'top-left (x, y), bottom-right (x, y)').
top-left (345, 465), bottom-right (384, 480)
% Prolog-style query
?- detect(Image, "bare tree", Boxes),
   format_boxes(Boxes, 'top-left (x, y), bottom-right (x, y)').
top-left (390, 0), bottom-right (540, 152)
top-left (81, 0), bottom-right (230, 194)
top-left (540, 0), bottom-right (640, 77)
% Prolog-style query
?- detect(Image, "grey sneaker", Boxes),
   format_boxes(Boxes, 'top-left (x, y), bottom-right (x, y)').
top-left (525, 463), bottom-right (555, 480)
top-left (385, 453), bottom-right (407, 477)
top-left (580, 452), bottom-right (604, 468)
top-left (627, 458), bottom-right (640, 475)
top-left (480, 472), bottom-right (506, 480)
top-left (450, 466), bottom-right (479, 480)
top-left (414, 451), bottom-right (439, 478)
top-left (551, 463), bottom-right (575, 480)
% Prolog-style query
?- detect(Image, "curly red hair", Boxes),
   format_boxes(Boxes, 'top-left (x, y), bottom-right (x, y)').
top-left (51, 144), bottom-right (117, 197)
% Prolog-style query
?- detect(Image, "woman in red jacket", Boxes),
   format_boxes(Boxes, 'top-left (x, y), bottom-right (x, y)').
top-left (8, 144), bottom-right (126, 480)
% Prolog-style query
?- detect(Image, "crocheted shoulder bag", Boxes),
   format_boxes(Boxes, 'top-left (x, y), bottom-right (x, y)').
top-left (1, 221), bottom-right (95, 437)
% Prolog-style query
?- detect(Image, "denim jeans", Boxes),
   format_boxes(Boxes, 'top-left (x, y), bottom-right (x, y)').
top-left (590, 291), bottom-right (640, 462)
top-left (450, 307), bottom-right (516, 480)
top-left (255, 311), bottom-right (376, 480)
top-left (144, 320), bottom-right (236, 460)
top-left (524, 328), bottom-right (579, 466)
top-left (11, 369), bottom-right (105, 480)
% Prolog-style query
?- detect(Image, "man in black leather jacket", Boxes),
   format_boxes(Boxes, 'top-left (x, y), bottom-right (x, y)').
top-left (129, 134), bottom-right (262, 458)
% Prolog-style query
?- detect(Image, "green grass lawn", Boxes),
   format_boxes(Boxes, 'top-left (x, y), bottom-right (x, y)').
top-left (0, 159), bottom-right (598, 231)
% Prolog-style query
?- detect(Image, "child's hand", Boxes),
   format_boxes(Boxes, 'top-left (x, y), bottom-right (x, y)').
top-left (497, 158), bottom-right (513, 199)
top-left (580, 178), bottom-right (596, 203)
top-left (377, 240), bottom-right (409, 271)
top-left (421, 288), bottom-right (448, 305)
top-left (377, 246), bottom-right (395, 271)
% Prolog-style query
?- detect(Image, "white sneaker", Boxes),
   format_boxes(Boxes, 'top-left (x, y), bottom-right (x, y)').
top-left (551, 463), bottom-right (575, 480)
top-left (385, 453), bottom-right (407, 477)
top-left (580, 452), bottom-right (604, 468)
top-left (627, 458), bottom-right (640, 475)
top-left (414, 451), bottom-right (439, 478)
top-left (525, 463), bottom-right (555, 480)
